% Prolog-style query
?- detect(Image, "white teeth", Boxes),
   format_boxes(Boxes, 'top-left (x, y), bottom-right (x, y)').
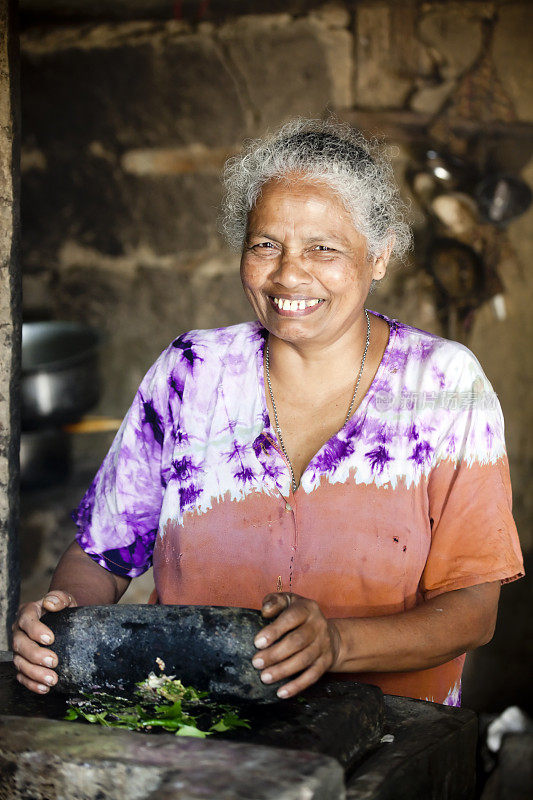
top-left (273, 297), bottom-right (323, 310)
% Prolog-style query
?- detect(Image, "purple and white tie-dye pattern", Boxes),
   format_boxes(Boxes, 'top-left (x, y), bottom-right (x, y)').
top-left (73, 312), bottom-right (509, 577)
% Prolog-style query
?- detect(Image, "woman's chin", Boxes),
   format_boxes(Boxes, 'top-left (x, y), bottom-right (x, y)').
top-left (264, 320), bottom-right (326, 346)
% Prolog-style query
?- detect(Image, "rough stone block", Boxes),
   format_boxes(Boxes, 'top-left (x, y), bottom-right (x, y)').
top-left (418, 5), bottom-right (483, 82)
top-left (21, 27), bottom-right (247, 150)
top-left (1, 659), bottom-right (384, 773)
top-left (346, 695), bottom-right (477, 800)
top-left (410, 80), bottom-right (455, 115)
top-left (354, 3), bottom-right (417, 109)
top-left (120, 172), bottom-right (223, 256)
top-left (0, 715), bottom-right (346, 800)
top-left (493, 4), bottom-right (533, 122)
top-left (121, 144), bottom-right (237, 176)
top-left (218, 15), bottom-right (335, 128)
top-left (43, 604), bottom-right (281, 702)
top-left (310, 16), bottom-right (354, 109)
top-left (22, 154), bottom-right (222, 264)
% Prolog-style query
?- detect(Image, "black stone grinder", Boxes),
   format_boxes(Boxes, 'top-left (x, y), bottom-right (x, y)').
top-left (42, 604), bottom-right (281, 703)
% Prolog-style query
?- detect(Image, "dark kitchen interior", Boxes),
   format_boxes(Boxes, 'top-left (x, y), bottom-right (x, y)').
top-left (1, 0), bottom-right (532, 798)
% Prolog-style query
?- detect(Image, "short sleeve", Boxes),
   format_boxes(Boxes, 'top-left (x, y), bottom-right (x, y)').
top-left (420, 355), bottom-right (524, 599)
top-left (73, 345), bottom-right (177, 578)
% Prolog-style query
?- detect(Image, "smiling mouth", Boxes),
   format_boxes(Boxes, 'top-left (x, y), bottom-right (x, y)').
top-left (269, 296), bottom-right (325, 315)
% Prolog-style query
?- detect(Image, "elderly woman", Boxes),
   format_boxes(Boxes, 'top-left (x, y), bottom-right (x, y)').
top-left (13, 119), bottom-right (523, 705)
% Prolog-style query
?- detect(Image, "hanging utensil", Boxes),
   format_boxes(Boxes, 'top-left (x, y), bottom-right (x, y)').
top-left (475, 174), bottom-right (532, 225)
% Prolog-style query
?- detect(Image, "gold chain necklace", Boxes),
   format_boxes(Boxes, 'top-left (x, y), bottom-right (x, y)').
top-left (265, 308), bottom-right (371, 492)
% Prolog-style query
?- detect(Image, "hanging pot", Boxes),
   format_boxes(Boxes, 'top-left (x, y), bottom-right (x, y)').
top-left (427, 238), bottom-right (485, 305)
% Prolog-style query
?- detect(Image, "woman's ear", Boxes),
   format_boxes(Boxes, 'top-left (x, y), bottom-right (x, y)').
top-left (372, 233), bottom-right (394, 281)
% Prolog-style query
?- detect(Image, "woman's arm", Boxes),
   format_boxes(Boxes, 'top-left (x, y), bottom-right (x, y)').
top-left (12, 541), bottom-right (130, 694)
top-left (332, 581), bottom-right (500, 671)
top-left (49, 541), bottom-right (130, 605)
top-left (252, 582), bottom-right (501, 698)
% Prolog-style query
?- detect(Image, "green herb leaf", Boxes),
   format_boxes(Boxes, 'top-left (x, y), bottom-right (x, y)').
top-left (175, 724), bottom-right (210, 738)
top-left (211, 711), bottom-right (251, 732)
top-left (65, 671), bottom-right (250, 738)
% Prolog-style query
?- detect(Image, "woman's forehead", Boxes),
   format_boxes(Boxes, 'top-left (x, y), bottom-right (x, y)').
top-left (247, 176), bottom-right (361, 239)
top-left (255, 174), bottom-right (342, 204)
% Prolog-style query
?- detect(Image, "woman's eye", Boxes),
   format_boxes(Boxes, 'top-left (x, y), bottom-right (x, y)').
top-left (252, 242), bottom-right (275, 250)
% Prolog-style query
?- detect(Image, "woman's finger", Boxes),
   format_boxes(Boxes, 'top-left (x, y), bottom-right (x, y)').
top-left (13, 653), bottom-right (57, 690)
top-left (275, 658), bottom-right (330, 699)
top-left (16, 591), bottom-right (76, 647)
top-left (257, 641), bottom-right (322, 685)
top-left (254, 602), bottom-right (309, 649)
top-left (15, 669), bottom-right (52, 695)
top-left (15, 600), bottom-right (54, 646)
top-left (42, 590), bottom-right (76, 611)
top-left (13, 591), bottom-right (77, 694)
top-left (260, 592), bottom-right (293, 619)
top-left (12, 629), bottom-right (58, 668)
top-left (252, 623), bottom-right (316, 669)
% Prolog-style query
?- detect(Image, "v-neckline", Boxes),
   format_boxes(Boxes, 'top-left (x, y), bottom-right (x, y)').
top-left (255, 310), bottom-right (398, 493)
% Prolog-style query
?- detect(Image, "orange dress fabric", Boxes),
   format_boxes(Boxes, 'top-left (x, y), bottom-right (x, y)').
top-left (75, 314), bottom-right (524, 706)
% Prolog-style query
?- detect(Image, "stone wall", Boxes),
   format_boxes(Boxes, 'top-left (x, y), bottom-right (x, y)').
top-left (0, 0), bottom-right (20, 649)
top-left (17, 1), bottom-right (533, 709)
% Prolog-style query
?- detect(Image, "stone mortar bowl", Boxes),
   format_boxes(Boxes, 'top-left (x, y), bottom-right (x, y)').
top-left (42, 604), bottom-right (280, 703)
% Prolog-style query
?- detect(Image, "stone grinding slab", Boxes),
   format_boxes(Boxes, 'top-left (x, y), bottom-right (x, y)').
top-left (0, 714), bottom-right (346, 800)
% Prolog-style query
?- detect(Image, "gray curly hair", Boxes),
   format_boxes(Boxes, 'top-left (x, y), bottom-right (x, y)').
top-left (221, 118), bottom-right (412, 260)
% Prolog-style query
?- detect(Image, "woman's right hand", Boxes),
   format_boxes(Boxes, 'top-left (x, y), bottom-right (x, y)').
top-left (12, 590), bottom-right (77, 694)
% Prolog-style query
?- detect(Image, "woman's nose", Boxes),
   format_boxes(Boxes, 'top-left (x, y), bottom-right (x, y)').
top-left (272, 250), bottom-right (312, 287)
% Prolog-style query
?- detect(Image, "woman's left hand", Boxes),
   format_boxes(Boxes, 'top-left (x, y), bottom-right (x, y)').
top-left (252, 592), bottom-right (341, 699)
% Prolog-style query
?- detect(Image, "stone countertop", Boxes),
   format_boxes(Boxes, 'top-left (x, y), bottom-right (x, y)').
top-left (0, 660), bottom-right (479, 800)
top-left (347, 695), bottom-right (478, 800)
top-left (0, 694), bottom-right (479, 800)
top-left (0, 714), bottom-right (346, 800)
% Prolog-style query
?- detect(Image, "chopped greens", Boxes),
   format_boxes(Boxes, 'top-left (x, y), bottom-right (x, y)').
top-left (65, 671), bottom-right (250, 738)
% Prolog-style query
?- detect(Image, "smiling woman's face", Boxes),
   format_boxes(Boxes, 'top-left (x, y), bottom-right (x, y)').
top-left (240, 176), bottom-right (388, 350)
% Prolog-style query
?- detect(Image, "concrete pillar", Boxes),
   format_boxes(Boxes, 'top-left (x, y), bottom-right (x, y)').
top-left (0, 0), bottom-right (20, 650)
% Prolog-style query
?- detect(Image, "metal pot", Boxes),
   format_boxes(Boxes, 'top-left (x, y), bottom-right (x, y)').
top-left (22, 322), bottom-right (101, 430)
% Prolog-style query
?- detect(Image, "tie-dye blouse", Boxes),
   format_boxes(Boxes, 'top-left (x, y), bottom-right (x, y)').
top-left (74, 312), bottom-right (524, 706)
